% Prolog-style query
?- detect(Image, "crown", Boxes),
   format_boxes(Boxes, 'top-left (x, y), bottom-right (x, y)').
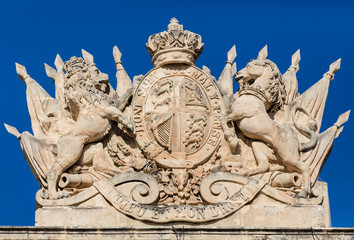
top-left (64, 57), bottom-right (88, 76)
top-left (146, 18), bottom-right (204, 67)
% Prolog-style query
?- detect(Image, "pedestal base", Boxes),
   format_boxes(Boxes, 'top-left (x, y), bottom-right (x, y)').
top-left (35, 181), bottom-right (331, 228)
top-left (1, 227), bottom-right (353, 240)
top-left (35, 204), bottom-right (330, 228)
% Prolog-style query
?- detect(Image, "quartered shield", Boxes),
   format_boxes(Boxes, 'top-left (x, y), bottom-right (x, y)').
top-left (132, 65), bottom-right (224, 169)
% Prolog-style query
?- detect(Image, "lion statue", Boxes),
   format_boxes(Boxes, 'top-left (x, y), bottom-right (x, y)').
top-left (44, 54), bottom-right (135, 199)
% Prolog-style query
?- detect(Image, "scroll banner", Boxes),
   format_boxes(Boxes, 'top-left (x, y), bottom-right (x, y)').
top-left (94, 178), bottom-right (266, 223)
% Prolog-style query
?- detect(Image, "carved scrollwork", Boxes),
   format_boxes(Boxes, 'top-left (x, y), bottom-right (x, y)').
top-left (109, 172), bottom-right (159, 205)
top-left (200, 172), bottom-right (249, 204)
top-left (200, 172), bottom-right (300, 205)
top-left (36, 172), bottom-right (159, 207)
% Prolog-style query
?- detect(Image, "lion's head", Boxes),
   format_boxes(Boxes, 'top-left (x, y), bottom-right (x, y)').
top-left (64, 56), bottom-right (109, 93)
top-left (62, 56), bottom-right (113, 119)
top-left (235, 58), bottom-right (286, 112)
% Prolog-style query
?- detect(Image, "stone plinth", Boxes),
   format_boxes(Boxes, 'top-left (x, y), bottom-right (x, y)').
top-left (35, 204), bottom-right (330, 228)
top-left (35, 181), bottom-right (330, 228)
top-left (0, 227), bottom-right (353, 240)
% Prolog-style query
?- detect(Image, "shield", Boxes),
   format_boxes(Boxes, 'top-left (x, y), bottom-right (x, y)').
top-left (132, 65), bottom-right (224, 169)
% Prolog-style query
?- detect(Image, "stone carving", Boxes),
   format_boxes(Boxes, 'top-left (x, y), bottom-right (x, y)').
top-left (4, 18), bottom-right (350, 226)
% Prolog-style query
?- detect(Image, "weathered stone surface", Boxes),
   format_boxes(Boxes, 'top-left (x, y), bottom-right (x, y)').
top-left (4, 17), bottom-right (350, 227)
top-left (35, 204), bottom-right (330, 228)
top-left (35, 182), bottom-right (330, 228)
top-left (0, 227), bottom-right (353, 240)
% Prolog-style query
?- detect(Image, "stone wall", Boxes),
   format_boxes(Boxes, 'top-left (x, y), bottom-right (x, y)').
top-left (0, 227), bottom-right (353, 240)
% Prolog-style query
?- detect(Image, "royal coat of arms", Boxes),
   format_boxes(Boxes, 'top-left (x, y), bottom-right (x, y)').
top-left (5, 18), bottom-right (350, 227)
top-left (133, 65), bottom-right (224, 168)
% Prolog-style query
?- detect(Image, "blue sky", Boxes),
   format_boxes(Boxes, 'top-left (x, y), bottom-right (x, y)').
top-left (0, 0), bottom-right (353, 227)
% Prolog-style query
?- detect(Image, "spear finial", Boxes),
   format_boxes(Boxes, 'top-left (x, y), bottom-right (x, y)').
top-left (335, 110), bottom-right (350, 138)
top-left (44, 63), bottom-right (57, 81)
top-left (257, 45), bottom-right (268, 60)
top-left (54, 54), bottom-right (64, 71)
top-left (113, 45), bottom-right (122, 65)
top-left (114, 45), bottom-right (132, 96)
top-left (335, 110), bottom-right (350, 127)
top-left (15, 63), bottom-right (29, 82)
top-left (82, 49), bottom-right (94, 65)
top-left (217, 45), bottom-right (237, 97)
top-left (291, 49), bottom-right (301, 72)
top-left (4, 123), bottom-right (21, 139)
top-left (227, 45), bottom-right (237, 64)
top-left (324, 58), bottom-right (341, 81)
